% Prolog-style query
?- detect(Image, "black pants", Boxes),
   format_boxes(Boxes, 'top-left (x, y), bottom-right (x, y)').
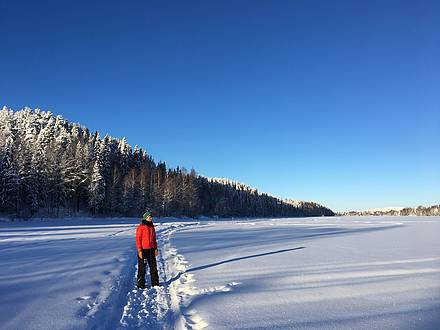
top-left (137, 248), bottom-right (159, 288)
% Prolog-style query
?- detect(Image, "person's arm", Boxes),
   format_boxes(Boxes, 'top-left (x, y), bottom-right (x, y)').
top-left (153, 226), bottom-right (158, 257)
top-left (136, 226), bottom-right (143, 259)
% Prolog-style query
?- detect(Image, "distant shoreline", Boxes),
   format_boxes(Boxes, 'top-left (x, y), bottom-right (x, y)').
top-left (337, 204), bottom-right (439, 217)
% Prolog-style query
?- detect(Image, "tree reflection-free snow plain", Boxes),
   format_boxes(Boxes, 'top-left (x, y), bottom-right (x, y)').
top-left (0, 216), bottom-right (439, 329)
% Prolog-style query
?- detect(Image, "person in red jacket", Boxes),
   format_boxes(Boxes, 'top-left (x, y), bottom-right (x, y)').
top-left (136, 210), bottom-right (159, 289)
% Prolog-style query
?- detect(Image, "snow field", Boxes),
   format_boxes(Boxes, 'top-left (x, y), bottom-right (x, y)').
top-left (0, 219), bottom-right (138, 330)
top-left (170, 217), bottom-right (440, 329)
top-left (1, 216), bottom-right (439, 329)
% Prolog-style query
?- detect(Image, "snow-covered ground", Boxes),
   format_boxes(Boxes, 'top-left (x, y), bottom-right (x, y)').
top-left (0, 216), bottom-right (439, 329)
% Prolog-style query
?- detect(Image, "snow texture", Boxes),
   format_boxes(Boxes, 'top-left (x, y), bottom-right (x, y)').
top-left (0, 216), bottom-right (439, 329)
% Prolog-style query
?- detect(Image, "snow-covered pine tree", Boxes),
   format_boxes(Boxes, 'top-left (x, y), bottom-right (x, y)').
top-left (0, 108), bottom-right (18, 213)
top-left (88, 139), bottom-right (108, 215)
top-left (89, 159), bottom-right (105, 215)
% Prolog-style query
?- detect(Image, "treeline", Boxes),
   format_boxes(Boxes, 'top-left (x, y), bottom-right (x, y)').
top-left (338, 205), bottom-right (440, 217)
top-left (0, 107), bottom-right (334, 219)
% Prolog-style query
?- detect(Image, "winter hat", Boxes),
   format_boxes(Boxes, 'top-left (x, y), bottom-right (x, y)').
top-left (142, 210), bottom-right (153, 220)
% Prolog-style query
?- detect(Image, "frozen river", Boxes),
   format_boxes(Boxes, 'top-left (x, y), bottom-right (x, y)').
top-left (0, 216), bottom-right (439, 329)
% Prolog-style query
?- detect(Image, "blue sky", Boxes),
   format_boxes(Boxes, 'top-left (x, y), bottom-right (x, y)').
top-left (1, 0), bottom-right (439, 211)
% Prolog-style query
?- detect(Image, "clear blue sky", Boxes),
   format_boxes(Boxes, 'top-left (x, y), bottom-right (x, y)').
top-left (1, 0), bottom-right (439, 211)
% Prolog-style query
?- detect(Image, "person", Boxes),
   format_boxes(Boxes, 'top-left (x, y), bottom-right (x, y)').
top-left (136, 210), bottom-right (160, 289)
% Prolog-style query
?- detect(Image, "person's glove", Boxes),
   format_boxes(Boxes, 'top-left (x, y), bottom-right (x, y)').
top-left (138, 249), bottom-right (143, 259)
top-left (155, 249), bottom-right (159, 257)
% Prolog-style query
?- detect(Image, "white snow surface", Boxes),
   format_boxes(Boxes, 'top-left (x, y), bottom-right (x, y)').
top-left (0, 216), bottom-right (439, 329)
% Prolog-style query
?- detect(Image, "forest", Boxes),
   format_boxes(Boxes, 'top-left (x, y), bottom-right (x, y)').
top-left (0, 107), bottom-right (334, 218)
top-left (338, 205), bottom-right (440, 217)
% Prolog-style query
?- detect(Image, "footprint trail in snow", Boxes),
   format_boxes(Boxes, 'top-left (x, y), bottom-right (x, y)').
top-left (118, 222), bottom-right (209, 330)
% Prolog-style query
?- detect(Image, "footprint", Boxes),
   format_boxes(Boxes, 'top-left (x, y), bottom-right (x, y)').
top-left (185, 310), bottom-right (209, 329)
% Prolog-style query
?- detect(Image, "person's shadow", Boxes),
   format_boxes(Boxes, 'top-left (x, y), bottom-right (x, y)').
top-left (165, 246), bottom-right (305, 286)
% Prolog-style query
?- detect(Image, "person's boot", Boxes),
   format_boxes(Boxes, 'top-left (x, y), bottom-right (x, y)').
top-left (137, 279), bottom-right (146, 289)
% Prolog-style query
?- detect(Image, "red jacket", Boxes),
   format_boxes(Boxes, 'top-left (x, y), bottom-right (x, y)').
top-left (136, 223), bottom-right (158, 250)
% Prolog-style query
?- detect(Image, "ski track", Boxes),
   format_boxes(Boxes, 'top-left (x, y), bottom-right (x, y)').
top-left (117, 221), bottom-right (211, 330)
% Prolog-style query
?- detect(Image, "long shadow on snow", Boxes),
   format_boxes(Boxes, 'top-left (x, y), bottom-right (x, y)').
top-left (173, 224), bottom-right (403, 254)
top-left (0, 225), bottom-right (135, 233)
top-left (0, 228), bottom-right (134, 240)
top-left (165, 246), bottom-right (305, 286)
